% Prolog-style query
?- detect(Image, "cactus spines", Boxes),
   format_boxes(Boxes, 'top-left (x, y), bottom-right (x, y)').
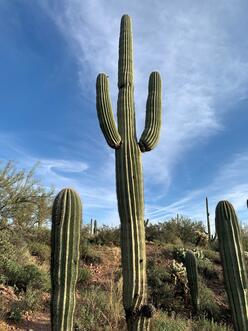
top-left (215, 200), bottom-right (248, 331)
top-left (96, 14), bottom-right (161, 330)
top-left (185, 250), bottom-right (199, 313)
top-left (51, 188), bottom-right (82, 331)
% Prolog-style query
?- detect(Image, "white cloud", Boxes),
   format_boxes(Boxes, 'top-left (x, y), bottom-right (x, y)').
top-left (38, 0), bottom-right (248, 189)
top-left (145, 151), bottom-right (248, 229)
top-left (4, 1), bottom-right (247, 226)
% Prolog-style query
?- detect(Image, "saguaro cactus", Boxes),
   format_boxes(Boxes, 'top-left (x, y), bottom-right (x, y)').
top-left (206, 197), bottom-right (211, 240)
top-left (51, 188), bottom-right (82, 331)
top-left (185, 250), bottom-right (199, 313)
top-left (215, 200), bottom-right (248, 331)
top-left (96, 15), bottom-right (162, 330)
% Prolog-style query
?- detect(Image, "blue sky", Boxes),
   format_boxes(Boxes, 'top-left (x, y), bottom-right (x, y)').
top-left (1, 1), bottom-right (248, 230)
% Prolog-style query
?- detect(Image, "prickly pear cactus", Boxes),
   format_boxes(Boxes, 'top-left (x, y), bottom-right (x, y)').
top-left (51, 188), bottom-right (82, 331)
top-left (96, 15), bottom-right (162, 330)
top-left (215, 200), bottom-right (248, 331)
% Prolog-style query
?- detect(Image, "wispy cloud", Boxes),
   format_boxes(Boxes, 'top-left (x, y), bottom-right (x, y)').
top-left (39, 0), bottom-right (248, 188)
top-left (3, 1), bottom-right (247, 227)
top-left (145, 151), bottom-right (248, 228)
top-left (0, 132), bottom-right (118, 224)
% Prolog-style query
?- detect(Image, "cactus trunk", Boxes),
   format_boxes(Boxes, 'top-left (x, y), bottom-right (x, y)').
top-left (96, 15), bottom-right (162, 330)
top-left (215, 200), bottom-right (248, 331)
top-left (51, 188), bottom-right (82, 331)
top-left (185, 250), bottom-right (199, 313)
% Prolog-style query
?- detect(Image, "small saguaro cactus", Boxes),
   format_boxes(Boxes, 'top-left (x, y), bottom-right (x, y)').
top-left (185, 250), bottom-right (199, 313)
top-left (94, 219), bottom-right (97, 234)
top-left (51, 188), bottom-right (82, 331)
top-left (215, 200), bottom-right (248, 331)
top-left (205, 197), bottom-right (211, 240)
top-left (96, 15), bottom-right (162, 330)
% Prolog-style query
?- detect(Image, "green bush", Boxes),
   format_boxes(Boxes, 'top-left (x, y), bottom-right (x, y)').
top-left (202, 249), bottom-right (221, 265)
top-left (22, 227), bottom-right (51, 245)
top-left (89, 225), bottom-right (120, 246)
top-left (81, 246), bottom-right (102, 265)
top-left (199, 282), bottom-right (221, 320)
top-left (193, 318), bottom-right (233, 331)
top-left (198, 258), bottom-right (219, 280)
top-left (74, 285), bottom-right (125, 330)
top-left (77, 267), bottom-right (91, 285)
top-left (146, 216), bottom-right (206, 246)
top-left (2, 261), bottom-right (49, 291)
top-left (152, 312), bottom-right (189, 331)
top-left (28, 241), bottom-right (50, 262)
top-left (147, 260), bottom-right (176, 310)
top-left (7, 306), bottom-right (22, 323)
top-left (8, 287), bottom-right (42, 322)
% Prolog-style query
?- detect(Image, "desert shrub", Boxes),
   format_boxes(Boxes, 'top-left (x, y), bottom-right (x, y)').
top-left (0, 229), bottom-right (28, 268)
top-left (2, 261), bottom-right (49, 291)
top-left (23, 227), bottom-right (51, 246)
top-left (28, 241), bottom-right (50, 262)
top-left (199, 282), bottom-right (221, 320)
top-left (74, 285), bottom-right (125, 331)
top-left (198, 258), bottom-right (219, 280)
top-left (193, 318), bottom-right (233, 331)
top-left (81, 245), bottom-right (102, 265)
top-left (152, 312), bottom-right (189, 331)
top-left (8, 287), bottom-right (42, 322)
top-left (17, 264), bottom-right (49, 291)
top-left (202, 249), bottom-right (221, 265)
top-left (146, 217), bottom-right (206, 246)
top-left (77, 267), bottom-right (91, 285)
top-left (90, 225), bottom-right (120, 246)
top-left (241, 227), bottom-right (248, 251)
top-left (7, 305), bottom-right (22, 323)
top-left (147, 260), bottom-right (176, 310)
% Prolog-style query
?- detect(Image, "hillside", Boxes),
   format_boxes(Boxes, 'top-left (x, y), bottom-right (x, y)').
top-left (0, 220), bottom-right (242, 331)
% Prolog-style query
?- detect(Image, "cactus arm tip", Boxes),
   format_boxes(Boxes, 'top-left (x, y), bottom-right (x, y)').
top-left (139, 71), bottom-right (162, 152)
top-left (96, 73), bottom-right (122, 149)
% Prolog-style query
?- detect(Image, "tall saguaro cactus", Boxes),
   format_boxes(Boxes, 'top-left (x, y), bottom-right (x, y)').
top-left (51, 188), bottom-right (82, 331)
top-left (96, 15), bottom-right (162, 330)
top-left (215, 200), bottom-right (248, 331)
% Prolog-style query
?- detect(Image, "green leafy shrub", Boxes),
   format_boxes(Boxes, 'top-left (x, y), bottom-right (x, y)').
top-left (74, 285), bottom-right (125, 331)
top-left (202, 249), bottom-right (221, 265)
top-left (199, 282), bottom-right (221, 320)
top-left (146, 216), bottom-right (206, 246)
top-left (81, 246), bottom-right (102, 265)
top-left (77, 267), bottom-right (91, 285)
top-left (152, 312), bottom-right (189, 331)
top-left (8, 287), bottom-right (42, 322)
top-left (2, 261), bottom-right (49, 291)
top-left (193, 318), bottom-right (233, 331)
top-left (7, 305), bottom-right (22, 323)
top-left (23, 227), bottom-right (51, 246)
top-left (198, 258), bottom-right (220, 280)
top-left (28, 241), bottom-right (50, 262)
top-left (89, 225), bottom-right (120, 246)
top-left (147, 260), bottom-right (176, 310)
